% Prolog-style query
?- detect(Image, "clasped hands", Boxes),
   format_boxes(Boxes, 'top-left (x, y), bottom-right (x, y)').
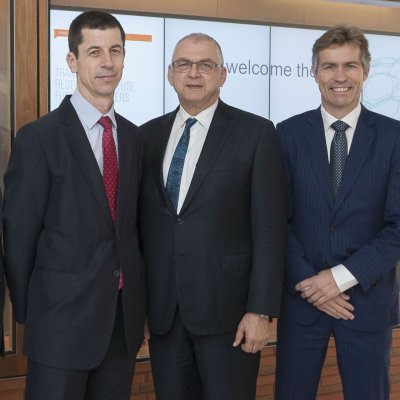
top-left (295, 269), bottom-right (355, 320)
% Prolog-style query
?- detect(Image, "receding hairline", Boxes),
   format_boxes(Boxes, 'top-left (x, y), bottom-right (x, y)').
top-left (171, 33), bottom-right (224, 65)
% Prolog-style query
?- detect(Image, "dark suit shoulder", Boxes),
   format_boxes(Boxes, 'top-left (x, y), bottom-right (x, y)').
top-left (16, 107), bottom-right (62, 139)
top-left (218, 100), bottom-right (275, 129)
top-left (115, 112), bottom-right (142, 142)
top-left (140, 110), bottom-right (177, 150)
top-left (14, 97), bottom-right (75, 147)
top-left (140, 110), bottom-right (176, 132)
top-left (276, 109), bottom-right (317, 131)
top-left (115, 112), bottom-right (140, 131)
top-left (362, 107), bottom-right (400, 131)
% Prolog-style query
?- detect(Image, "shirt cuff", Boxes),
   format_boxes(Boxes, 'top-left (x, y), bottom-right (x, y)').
top-left (331, 264), bottom-right (358, 292)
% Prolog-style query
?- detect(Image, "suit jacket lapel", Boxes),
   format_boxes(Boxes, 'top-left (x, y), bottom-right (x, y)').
top-left (333, 107), bottom-right (375, 210)
top-left (305, 109), bottom-right (335, 208)
top-left (59, 97), bottom-right (114, 228)
top-left (179, 101), bottom-right (232, 215)
top-left (153, 111), bottom-right (177, 214)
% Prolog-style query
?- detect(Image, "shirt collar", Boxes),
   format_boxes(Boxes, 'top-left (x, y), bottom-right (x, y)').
top-left (321, 103), bottom-right (361, 132)
top-left (177, 99), bottom-right (219, 130)
top-left (70, 89), bottom-right (117, 130)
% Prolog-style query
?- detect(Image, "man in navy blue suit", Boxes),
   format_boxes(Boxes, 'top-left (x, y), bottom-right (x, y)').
top-left (275, 25), bottom-right (400, 400)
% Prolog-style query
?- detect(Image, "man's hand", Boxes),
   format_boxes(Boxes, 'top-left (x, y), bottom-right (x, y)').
top-left (314, 293), bottom-right (355, 320)
top-left (295, 269), bottom-right (340, 305)
top-left (233, 312), bottom-right (269, 353)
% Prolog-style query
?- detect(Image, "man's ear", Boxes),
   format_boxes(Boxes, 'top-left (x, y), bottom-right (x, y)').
top-left (66, 52), bottom-right (78, 73)
top-left (311, 66), bottom-right (319, 83)
top-left (167, 64), bottom-right (174, 86)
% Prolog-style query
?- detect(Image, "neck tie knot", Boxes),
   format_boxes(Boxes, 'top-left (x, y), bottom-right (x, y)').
top-left (331, 120), bottom-right (349, 134)
top-left (99, 116), bottom-right (112, 130)
top-left (185, 117), bottom-right (197, 130)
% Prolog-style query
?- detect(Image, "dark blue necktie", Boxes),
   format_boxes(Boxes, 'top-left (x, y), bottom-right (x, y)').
top-left (330, 120), bottom-right (349, 198)
top-left (166, 118), bottom-right (197, 209)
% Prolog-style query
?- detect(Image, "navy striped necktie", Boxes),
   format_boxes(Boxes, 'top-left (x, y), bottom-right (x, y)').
top-left (330, 120), bottom-right (349, 198)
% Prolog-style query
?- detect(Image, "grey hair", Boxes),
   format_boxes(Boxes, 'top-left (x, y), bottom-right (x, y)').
top-left (171, 32), bottom-right (224, 65)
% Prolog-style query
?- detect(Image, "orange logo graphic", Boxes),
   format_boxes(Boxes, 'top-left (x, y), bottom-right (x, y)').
top-left (54, 29), bottom-right (152, 42)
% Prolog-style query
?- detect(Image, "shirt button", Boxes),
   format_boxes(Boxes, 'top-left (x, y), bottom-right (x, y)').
top-left (113, 270), bottom-right (120, 278)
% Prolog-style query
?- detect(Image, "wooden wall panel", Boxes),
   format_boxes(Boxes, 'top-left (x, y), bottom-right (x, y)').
top-left (218, 0), bottom-right (387, 31)
top-left (51, 0), bottom-right (218, 18)
top-left (0, 0), bottom-right (38, 382)
top-left (50, 0), bottom-right (400, 34)
top-left (14, 0), bottom-right (38, 130)
top-left (39, 0), bottom-right (49, 117)
top-left (0, 0), bottom-right (12, 182)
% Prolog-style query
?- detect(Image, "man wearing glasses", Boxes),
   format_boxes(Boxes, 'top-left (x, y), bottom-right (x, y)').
top-left (140, 33), bottom-right (287, 399)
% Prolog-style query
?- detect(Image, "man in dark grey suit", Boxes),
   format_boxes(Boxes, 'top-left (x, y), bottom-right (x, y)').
top-left (275, 25), bottom-right (400, 400)
top-left (3, 11), bottom-right (145, 400)
top-left (140, 33), bottom-right (287, 400)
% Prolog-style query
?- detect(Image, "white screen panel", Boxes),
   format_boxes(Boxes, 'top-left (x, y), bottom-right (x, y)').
top-left (164, 18), bottom-right (270, 118)
top-left (269, 26), bottom-right (323, 124)
top-left (50, 10), bottom-right (164, 125)
top-left (364, 33), bottom-right (400, 120)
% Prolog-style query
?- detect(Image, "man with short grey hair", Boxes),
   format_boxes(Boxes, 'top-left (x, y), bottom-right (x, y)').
top-left (140, 32), bottom-right (287, 400)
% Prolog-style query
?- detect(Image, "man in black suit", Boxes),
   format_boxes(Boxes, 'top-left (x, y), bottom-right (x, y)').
top-left (140, 33), bottom-right (287, 400)
top-left (3, 10), bottom-right (145, 400)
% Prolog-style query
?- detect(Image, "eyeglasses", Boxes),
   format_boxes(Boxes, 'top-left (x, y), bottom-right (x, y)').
top-left (172, 59), bottom-right (223, 74)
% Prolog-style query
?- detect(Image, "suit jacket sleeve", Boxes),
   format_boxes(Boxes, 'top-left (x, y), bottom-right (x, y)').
top-left (3, 124), bottom-right (50, 323)
top-left (246, 120), bottom-right (287, 316)
top-left (276, 121), bottom-right (319, 293)
top-left (344, 129), bottom-right (400, 292)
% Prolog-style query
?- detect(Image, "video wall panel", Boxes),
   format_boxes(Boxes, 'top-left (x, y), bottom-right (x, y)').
top-left (164, 18), bottom-right (270, 118)
top-left (50, 10), bottom-right (164, 125)
top-left (50, 9), bottom-right (400, 126)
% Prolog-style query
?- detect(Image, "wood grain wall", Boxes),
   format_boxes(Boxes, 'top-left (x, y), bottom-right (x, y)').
top-left (50, 0), bottom-right (400, 34)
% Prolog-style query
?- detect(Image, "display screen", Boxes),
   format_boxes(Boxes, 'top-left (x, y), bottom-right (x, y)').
top-left (50, 9), bottom-right (400, 125)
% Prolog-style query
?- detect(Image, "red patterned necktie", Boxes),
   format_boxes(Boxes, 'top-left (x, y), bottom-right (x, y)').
top-left (99, 116), bottom-right (118, 222)
top-left (99, 116), bottom-right (123, 289)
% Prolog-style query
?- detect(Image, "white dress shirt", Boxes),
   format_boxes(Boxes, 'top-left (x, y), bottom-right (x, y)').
top-left (70, 89), bottom-right (119, 173)
top-left (321, 104), bottom-right (360, 292)
top-left (163, 100), bottom-right (218, 213)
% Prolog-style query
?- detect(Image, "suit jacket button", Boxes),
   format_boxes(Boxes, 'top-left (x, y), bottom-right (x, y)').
top-left (331, 227), bottom-right (336, 234)
top-left (177, 218), bottom-right (184, 224)
top-left (113, 270), bottom-right (120, 278)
